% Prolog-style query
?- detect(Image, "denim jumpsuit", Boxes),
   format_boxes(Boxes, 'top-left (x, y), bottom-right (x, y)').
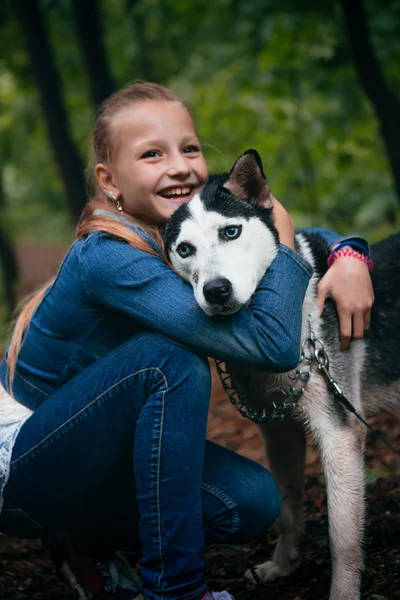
top-left (0, 221), bottom-right (341, 600)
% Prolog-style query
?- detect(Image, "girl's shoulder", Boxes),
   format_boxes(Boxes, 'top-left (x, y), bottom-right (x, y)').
top-left (77, 224), bottom-right (160, 275)
top-left (79, 212), bottom-right (163, 257)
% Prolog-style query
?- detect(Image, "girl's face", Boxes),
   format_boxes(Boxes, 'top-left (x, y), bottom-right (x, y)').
top-left (96, 100), bottom-right (208, 225)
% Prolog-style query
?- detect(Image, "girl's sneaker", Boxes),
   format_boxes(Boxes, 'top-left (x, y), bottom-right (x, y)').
top-left (201, 592), bottom-right (235, 600)
top-left (44, 534), bottom-right (142, 600)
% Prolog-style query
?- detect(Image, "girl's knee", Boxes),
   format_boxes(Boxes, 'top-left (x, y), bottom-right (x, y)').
top-left (154, 337), bottom-right (211, 396)
top-left (124, 332), bottom-right (211, 412)
top-left (203, 463), bottom-right (281, 544)
top-left (228, 466), bottom-right (281, 542)
top-left (242, 467), bottom-right (281, 538)
top-left (117, 332), bottom-right (211, 389)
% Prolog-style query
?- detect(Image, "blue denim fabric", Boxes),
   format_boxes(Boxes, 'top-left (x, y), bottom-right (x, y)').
top-left (0, 332), bottom-right (280, 600)
top-left (299, 227), bottom-right (370, 254)
top-left (0, 235), bottom-right (315, 408)
top-left (0, 223), bottom-right (351, 599)
top-left (0, 225), bottom-right (364, 408)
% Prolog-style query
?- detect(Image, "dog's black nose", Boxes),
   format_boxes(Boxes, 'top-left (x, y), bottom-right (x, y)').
top-left (203, 277), bottom-right (232, 305)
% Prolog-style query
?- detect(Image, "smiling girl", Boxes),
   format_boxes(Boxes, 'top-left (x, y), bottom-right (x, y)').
top-left (0, 82), bottom-right (373, 600)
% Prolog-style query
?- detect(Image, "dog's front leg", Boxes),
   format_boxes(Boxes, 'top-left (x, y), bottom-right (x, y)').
top-left (312, 414), bottom-right (366, 600)
top-left (245, 411), bottom-right (306, 583)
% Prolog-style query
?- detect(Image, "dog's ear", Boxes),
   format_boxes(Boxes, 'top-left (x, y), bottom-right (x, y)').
top-left (223, 150), bottom-right (272, 208)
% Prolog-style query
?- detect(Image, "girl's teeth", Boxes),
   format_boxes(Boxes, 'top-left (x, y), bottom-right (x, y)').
top-left (162, 187), bottom-right (191, 198)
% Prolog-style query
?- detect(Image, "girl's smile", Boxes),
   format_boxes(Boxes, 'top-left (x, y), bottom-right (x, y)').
top-left (157, 185), bottom-right (195, 202)
top-left (96, 100), bottom-right (208, 225)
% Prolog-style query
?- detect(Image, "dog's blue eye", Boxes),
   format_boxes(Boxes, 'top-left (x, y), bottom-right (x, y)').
top-left (222, 225), bottom-right (242, 240)
top-left (177, 242), bottom-right (194, 258)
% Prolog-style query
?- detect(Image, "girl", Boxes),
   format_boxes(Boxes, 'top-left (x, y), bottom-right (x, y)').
top-left (0, 83), bottom-right (373, 600)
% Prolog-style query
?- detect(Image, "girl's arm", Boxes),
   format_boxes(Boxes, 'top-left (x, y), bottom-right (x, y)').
top-left (80, 233), bottom-right (312, 373)
top-left (298, 226), bottom-right (369, 253)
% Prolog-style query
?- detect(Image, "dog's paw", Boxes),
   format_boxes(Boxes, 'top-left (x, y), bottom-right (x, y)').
top-left (244, 560), bottom-right (287, 584)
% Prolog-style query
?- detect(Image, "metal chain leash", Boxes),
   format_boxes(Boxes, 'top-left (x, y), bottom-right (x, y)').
top-left (216, 314), bottom-right (400, 457)
top-left (215, 314), bottom-right (322, 424)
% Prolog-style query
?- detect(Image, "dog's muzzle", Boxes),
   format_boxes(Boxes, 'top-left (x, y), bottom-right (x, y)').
top-left (203, 277), bottom-right (232, 307)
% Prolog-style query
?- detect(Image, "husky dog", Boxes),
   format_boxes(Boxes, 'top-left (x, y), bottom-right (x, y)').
top-left (163, 150), bottom-right (400, 600)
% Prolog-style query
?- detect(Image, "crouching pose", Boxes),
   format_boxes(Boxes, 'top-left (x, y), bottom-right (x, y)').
top-left (0, 83), bottom-right (373, 600)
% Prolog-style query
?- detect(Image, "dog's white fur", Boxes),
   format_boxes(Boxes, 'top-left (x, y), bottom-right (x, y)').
top-left (166, 157), bottom-right (399, 600)
top-left (171, 194), bottom-right (277, 315)
top-left (237, 235), bottom-right (367, 600)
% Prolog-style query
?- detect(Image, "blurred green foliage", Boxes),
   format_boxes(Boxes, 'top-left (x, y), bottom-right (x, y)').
top-left (0, 0), bottom-right (399, 349)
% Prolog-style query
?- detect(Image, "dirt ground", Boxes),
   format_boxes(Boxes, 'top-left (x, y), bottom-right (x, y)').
top-left (0, 244), bottom-right (399, 600)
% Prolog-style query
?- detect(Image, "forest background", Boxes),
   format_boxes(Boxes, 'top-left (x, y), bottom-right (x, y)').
top-left (1, 0), bottom-right (400, 350)
top-left (1, 2), bottom-right (400, 598)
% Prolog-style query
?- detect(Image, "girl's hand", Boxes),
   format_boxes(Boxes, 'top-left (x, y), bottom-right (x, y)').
top-left (317, 250), bottom-right (374, 350)
top-left (272, 197), bottom-right (295, 249)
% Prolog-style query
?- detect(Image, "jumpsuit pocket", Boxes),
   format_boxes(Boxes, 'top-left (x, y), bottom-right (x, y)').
top-left (0, 508), bottom-right (43, 538)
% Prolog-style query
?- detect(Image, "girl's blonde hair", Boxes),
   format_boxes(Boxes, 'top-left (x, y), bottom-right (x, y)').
top-left (7, 82), bottom-right (188, 391)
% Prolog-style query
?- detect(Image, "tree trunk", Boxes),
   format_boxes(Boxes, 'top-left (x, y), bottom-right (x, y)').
top-left (0, 164), bottom-right (18, 317)
top-left (71, 0), bottom-right (116, 108)
top-left (14, 0), bottom-right (86, 222)
top-left (125, 0), bottom-right (159, 82)
top-left (339, 0), bottom-right (400, 207)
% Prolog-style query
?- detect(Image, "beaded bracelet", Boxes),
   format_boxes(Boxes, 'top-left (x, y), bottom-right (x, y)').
top-left (327, 248), bottom-right (374, 272)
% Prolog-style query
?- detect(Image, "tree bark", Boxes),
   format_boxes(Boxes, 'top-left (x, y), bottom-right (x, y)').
top-left (71, 0), bottom-right (116, 108)
top-left (125, 0), bottom-right (159, 82)
top-left (0, 165), bottom-right (18, 316)
top-left (14, 0), bottom-right (86, 222)
top-left (339, 0), bottom-right (400, 206)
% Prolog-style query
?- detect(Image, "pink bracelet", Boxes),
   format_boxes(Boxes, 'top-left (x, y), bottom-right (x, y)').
top-left (327, 248), bottom-right (374, 272)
